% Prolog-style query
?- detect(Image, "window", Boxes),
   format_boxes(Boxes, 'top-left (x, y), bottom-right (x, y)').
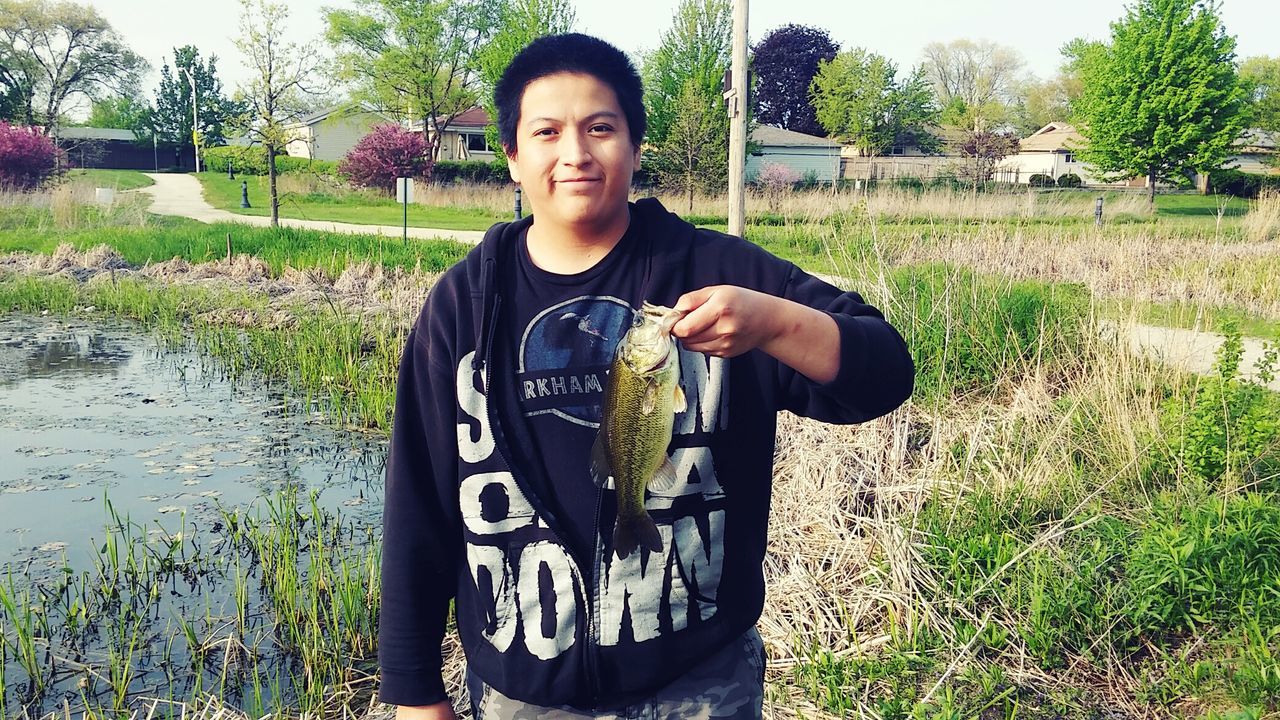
top-left (464, 132), bottom-right (490, 153)
top-left (891, 145), bottom-right (905, 156)
top-left (1063, 152), bottom-right (1076, 164)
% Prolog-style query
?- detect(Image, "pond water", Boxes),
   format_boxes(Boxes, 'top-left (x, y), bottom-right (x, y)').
top-left (0, 312), bottom-right (388, 716)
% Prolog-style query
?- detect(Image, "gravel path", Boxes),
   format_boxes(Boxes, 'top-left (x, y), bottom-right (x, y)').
top-left (136, 173), bottom-right (486, 245)
top-left (1113, 321), bottom-right (1279, 391)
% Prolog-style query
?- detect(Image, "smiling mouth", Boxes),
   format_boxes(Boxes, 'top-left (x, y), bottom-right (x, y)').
top-left (558, 178), bottom-right (600, 183)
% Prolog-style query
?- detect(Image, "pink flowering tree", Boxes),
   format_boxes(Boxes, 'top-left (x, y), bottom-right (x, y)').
top-left (339, 124), bottom-right (433, 194)
top-left (0, 122), bottom-right (63, 190)
top-left (755, 162), bottom-right (801, 213)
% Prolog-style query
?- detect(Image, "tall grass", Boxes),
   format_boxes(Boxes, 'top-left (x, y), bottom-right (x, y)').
top-left (1242, 190), bottom-right (1280, 242)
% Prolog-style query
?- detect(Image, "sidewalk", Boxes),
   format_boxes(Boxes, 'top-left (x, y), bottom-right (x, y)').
top-left (136, 173), bottom-right (487, 245)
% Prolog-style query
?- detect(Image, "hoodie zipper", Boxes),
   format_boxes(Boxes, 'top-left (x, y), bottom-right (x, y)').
top-left (476, 295), bottom-right (604, 706)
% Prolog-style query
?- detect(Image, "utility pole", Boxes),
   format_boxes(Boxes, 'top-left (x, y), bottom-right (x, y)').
top-left (725, 0), bottom-right (749, 237)
top-left (182, 67), bottom-right (201, 173)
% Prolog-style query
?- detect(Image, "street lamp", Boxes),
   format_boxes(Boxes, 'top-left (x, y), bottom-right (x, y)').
top-left (182, 67), bottom-right (201, 173)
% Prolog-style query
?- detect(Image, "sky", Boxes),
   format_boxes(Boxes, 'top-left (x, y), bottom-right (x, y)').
top-left (88, 0), bottom-right (1280, 106)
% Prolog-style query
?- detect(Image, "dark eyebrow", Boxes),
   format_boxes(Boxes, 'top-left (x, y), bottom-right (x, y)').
top-left (526, 111), bottom-right (621, 125)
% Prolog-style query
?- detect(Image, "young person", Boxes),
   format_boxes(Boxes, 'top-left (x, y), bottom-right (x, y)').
top-left (379, 33), bottom-right (915, 720)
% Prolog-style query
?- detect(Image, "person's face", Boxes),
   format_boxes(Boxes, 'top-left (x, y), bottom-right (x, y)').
top-left (506, 72), bottom-right (641, 235)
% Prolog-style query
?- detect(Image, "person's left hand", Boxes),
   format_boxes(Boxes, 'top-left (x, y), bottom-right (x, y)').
top-left (671, 285), bottom-right (783, 358)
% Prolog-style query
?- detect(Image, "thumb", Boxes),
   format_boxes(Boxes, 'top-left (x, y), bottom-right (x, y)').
top-left (674, 285), bottom-right (718, 315)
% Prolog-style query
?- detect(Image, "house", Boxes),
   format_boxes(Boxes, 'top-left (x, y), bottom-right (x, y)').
top-left (57, 127), bottom-right (194, 171)
top-left (995, 122), bottom-right (1118, 186)
top-left (427, 107), bottom-right (496, 161)
top-left (1217, 129), bottom-right (1278, 175)
top-left (747, 125), bottom-right (841, 183)
top-left (284, 103), bottom-right (397, 162)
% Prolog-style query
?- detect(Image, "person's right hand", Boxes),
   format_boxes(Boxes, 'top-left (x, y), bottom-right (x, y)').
top-left (395, 701), bottom-right (458, 720)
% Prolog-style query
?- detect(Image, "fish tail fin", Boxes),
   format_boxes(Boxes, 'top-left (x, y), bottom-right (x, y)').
top-left (614, 511), bottom-right (663, 560)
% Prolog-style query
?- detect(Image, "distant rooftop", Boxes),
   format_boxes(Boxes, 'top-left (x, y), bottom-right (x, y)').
top-left (58, 127), bottom-right (137, 141)
top-left (751, 125), bottom-right (838, 147)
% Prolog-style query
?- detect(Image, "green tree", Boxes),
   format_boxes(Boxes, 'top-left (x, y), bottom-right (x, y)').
top-left (921, 39), bottom-right (1024, 131)
top-left (474, 0), bottom-right (575, 159)
top-left (653, 78), bottom-right (725, 211)
top-left (1008, 74), bottom-right (1075, 136)
top-left (1240, 55), bottom-right (1280, 135)
top-left (235, 0), bottom-right (324, 226)
top-left (810, 48), bottom-right (939, 157)
top-left (1075, 0), bottom-right (1247, 203)
top-left (83, 96), bottom-right (149, 133)
top-left (0, 0), bottom-right (145, 132)
top-left (325, 0), bottom-right (501, 160)
top-left (642, 0), bottom-right (731, 146)
top-left (150, 46), bottom-right (243, 156)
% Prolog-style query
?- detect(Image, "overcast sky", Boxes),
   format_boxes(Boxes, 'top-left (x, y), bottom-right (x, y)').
top-left (89, 0), bottom-right (1280, 104)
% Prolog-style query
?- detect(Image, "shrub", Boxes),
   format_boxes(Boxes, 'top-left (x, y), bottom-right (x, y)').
top-left (1028, 173), bottom-right (1055, 188)
top-left (339, 124), bottom-right (432, 194)
top-left (431, 159), bottom-right (509, 185)
top-left (203, 145), bottom-right (338, 176)
top-left (754, 162), bottom-right (800, 212)
top-left (1160, 328), bottom-right (1279, 487)
top-left (1057, 173), bottom-right (1083, 188)
top-left (0, 122), bottom-right (63, 189)
top-left (1209, 168), bottom-right (1280, 198)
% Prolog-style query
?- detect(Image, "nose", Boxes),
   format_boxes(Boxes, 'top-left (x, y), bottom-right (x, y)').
top-left (560, 130), bottom-right (593, 167)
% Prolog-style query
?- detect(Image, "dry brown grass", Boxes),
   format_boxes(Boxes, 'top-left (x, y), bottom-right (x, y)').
top-left (1242, 189), bottom-right (1280, 242)
top-left (883, 225), bottom-right (1280, 321)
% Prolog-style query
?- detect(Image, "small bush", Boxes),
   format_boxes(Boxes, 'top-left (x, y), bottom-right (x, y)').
top-left (203, 145), bottom-right (338, 176)
top-left (339, 124), bottom-right (432, 194)
top-left (1028, 173), bottom-right (1055, 188)
top-left (1210, 168), bottom-right (1280, 198)
top-left (1160, 328), bottom-right (1279, 487)
top-left (0, 122), bottom-right (63, 189)
top-left (754, 162), bottom-right (800, 212)
top-left (1057, 173), bottom-right (1083, 188)
top-left (431, 159), bottom-right (509, 185)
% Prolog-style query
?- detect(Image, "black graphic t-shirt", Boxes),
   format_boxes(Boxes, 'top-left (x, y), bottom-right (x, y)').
top-left (501, 220), bottom-right (645, 562)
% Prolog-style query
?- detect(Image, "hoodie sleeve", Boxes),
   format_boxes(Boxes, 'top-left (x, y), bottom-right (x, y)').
top-left (378, 319), bottom-right (463, 707)
top-left (773, 265), bottom-right (914, 423)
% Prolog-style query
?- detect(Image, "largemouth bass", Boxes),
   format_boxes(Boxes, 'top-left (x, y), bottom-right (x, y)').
top-left (590, 303), bottom-right (687, 559)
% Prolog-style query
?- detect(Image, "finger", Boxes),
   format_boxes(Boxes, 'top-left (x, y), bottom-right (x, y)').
top-left (671, 301), bottom-right (720, 340)
top-left (674, 286), bottom-right (719, 315)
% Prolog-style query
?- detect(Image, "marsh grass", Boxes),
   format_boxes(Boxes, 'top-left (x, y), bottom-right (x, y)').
top-left (1243, 190), bottom-right (1280, 242)
top-left (0, 487), bottom-right (379, 718)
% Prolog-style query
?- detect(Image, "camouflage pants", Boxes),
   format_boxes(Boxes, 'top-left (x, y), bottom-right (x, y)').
top-left (466, 628), bottom-right (765, 720)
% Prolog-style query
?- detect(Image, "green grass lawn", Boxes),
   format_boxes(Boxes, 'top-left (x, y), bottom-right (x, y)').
top-left (195, 172), bottom-right (506, 231)
top-left (67, 168), bottom-right (154, 191)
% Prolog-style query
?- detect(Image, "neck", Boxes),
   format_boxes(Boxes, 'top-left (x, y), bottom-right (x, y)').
top-left (525, 209), bottom-right (631, 275)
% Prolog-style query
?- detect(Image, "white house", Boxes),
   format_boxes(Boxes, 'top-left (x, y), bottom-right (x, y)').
top-left (427, 107), bottom-right (497, 161)
top-left (284, 103), bottom-right (397, 162)
top-left (996, 122), bottom-right (1109, 186)
top-left (747, 125), bottom-right (841, 183)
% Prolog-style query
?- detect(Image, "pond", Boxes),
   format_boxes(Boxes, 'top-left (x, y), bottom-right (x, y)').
top-left (0, 312), bottom-right (387, 717)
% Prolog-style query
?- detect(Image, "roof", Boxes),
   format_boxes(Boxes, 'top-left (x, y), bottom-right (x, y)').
top-left (294, 102), bottom-right (391, 127)
top-left (1236, 128), bottom-right (1277, 151)
top-left (750, 125), bottom-right (838, 148)
top-left (444, 107), bottom-right (491, 129)
top-left (1019, 122), bottom-right (1084, 152)
top-left (58, 127), bottom-right (136, 141)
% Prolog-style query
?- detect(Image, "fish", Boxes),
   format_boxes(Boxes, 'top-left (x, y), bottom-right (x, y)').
top-left (590, 302), bottom-right (688, 560)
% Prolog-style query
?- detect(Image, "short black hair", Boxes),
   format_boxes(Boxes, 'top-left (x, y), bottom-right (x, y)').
top-left (494, 33), bottom-right (646, 154)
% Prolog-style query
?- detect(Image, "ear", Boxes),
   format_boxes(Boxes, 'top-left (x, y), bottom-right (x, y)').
top-left (632, 144), bottom-right (642, 166)
top-left (505, 146), bottom-right (520, 184)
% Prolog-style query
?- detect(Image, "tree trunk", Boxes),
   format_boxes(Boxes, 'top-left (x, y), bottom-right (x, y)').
top-left (1147, 169), bottom-right (1156, 206)
top-left (268, 145), bottom-right (280, 228)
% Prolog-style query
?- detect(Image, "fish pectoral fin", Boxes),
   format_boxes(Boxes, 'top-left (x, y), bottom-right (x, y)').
top-left (648, 455), bottom-right (679, 493)
top-left (642, 380), bottom-right (658, 415)
top-left (672, 383), bottom-right (687, 413)
top-left (589, 431), bottom-right (612, 489)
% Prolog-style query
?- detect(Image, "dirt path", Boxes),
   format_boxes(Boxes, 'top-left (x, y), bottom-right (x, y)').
top-left (136, 173), bottom-right (486, 245)
top-left (1114, 321), bottom-right (1278, 391)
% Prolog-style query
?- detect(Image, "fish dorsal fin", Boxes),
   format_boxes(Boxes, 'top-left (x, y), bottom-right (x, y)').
top-left (641, 379), bottom-right (658, 415)
top-left (589, 430), bottom-right (613, 489)
top-left (672, 383), bottom-right (687, 413)
top-left (648, 455), bottom-right (679, 493)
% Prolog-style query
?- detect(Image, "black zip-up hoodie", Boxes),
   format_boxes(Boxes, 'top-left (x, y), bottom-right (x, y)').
top-left (378, 199), bottom-right (914, 710)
